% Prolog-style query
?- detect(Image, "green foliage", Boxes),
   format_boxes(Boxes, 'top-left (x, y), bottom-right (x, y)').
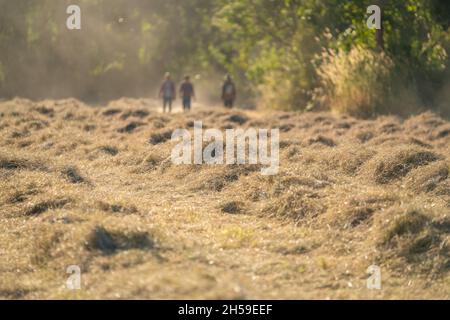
top-left (0, 0), bottom-right (448, 115)
top-left (212, 0), bottom-right (449, 114)
top-left (0, 0), bottom-right (218, 100)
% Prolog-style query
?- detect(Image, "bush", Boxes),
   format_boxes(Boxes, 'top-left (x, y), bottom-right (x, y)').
top-left (317, 46), bottom-right (394, 118)
top-left (258, 70), bottom-right (302, 111)
top-left (258, 64), bottom-right (320, 112)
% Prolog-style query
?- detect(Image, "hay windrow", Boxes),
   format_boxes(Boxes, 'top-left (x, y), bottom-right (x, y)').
top-left (1, 98), bottom-right (450, 299)
top-left (373, 207), bottom-right (450, 273)
top-left (404, 161), bottom-right (449, 194)
top-left (363, 148), bottom-right (440, 184)
top-left (85, 226), bottom-right (155, 255)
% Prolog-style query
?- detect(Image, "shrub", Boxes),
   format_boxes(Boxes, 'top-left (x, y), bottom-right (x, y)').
top-left (317, 46), bottom-right (394, 118)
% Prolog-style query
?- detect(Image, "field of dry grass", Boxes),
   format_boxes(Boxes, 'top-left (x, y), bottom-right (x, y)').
top-left (0, 98), bottom-right (449, 299)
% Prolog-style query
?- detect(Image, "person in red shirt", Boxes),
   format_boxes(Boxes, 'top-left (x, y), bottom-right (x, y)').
top-left (159, 72), bottom-right (176, 113)
top-left (179, 75), bottom-right (195, 112)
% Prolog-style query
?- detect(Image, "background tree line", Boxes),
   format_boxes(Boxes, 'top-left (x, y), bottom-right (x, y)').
top-left (0, 0), bottom-right (449, 116)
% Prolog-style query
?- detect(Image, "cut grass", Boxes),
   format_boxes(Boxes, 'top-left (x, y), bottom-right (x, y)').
top-left (0, 98), bottom-right (449, 299)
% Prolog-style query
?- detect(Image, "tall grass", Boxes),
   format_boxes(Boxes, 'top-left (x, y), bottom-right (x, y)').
top-left (317, 46), bottom-right (395, 118)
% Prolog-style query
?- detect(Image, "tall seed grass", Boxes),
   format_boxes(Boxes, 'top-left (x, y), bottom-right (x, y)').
top-left (317, 46), bottom-right (394, 118)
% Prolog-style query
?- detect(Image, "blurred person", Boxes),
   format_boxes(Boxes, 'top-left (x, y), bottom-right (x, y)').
top-left (221, 74), bottom-right (236, 108)
top-left (179, 75), bottom-right (195, 112)
top-left (159, 72), bottom-right (176, 113)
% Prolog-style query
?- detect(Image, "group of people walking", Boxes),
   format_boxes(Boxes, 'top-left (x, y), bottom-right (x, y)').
top-left (159, 73), bottom-right (236, 113)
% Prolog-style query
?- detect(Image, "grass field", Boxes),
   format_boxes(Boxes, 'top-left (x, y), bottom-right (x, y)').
top-left (0, 98), bottom-right (449, 299)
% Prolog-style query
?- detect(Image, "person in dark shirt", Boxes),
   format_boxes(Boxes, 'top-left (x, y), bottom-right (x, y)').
top-left (179, 75), bottom-right (195, 112)
top-left (222, 74), bottom-right (236, 108)
top-left (159, 72), bottom-right (176, 113)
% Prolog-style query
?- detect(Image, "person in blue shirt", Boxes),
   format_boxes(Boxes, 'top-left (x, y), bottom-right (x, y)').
top-left (179, 75), bottom-right (195, 112)
top-left (159, 72), bottom-right (176, 113)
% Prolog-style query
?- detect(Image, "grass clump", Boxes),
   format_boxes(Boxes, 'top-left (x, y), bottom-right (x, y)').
top-left (405, 161), bottom-right (449, 194)
top-left (227, 114), bottom-right (248, 125)
top-left (381, 210), bottom-right (430, 246)
top-left (221, 201), bottom-right (244, 214)
top-left (86, 226), bottom-right (154, 255)
top-left (61, 166), bottom-right (86, 184)
top-left (98, 145), bottom-right (119, 156)
top-left (317, 46), bottom-right (394, 118)
top-left (97, 201), bottom-right (138, 214)
top-left (194, 165), bottom-right (259, 192)
top-left (102, 108), bottom-right (122, 116)
top-left (25, 198), bottom-right (71, 216)
top-left (149, 130), bottom-right (173, 145)
top-left (0, 155), bottom-right (46, 171)
top-left (376, 208), bottom-right (450, 273)
top-left (366, 148), bottom-right (439, 184)
top-left (308, 135), bottom-right (336, 147)
top-left (118, 122), bottom-right (145, 133)
top-left (262, 186), bottom-right (325, 224)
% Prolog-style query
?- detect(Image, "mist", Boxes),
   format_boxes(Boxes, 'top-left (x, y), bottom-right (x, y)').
top-left (0, 0), bottom-right (222, 103)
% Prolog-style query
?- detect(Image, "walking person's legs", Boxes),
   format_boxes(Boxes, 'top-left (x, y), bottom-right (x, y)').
top-left (163, 98), bottom-right (168, 113)
top-left (183, 97), bottom-right (191, 112)
top-left (224, 99), bottom-right (234, 108)
top-left (163, 98), bottom-right (173, 113)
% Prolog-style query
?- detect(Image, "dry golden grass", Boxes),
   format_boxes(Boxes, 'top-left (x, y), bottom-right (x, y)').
top-left (0, 98), bottom-right (449, 299)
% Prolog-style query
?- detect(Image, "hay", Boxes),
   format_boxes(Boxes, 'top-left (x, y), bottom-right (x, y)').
top-left (364, 148), bottom-right (440, 184)
top-left (1, 98), bottom-right (450, 299)
top-left (86, 226), bottom-right (154, 255)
